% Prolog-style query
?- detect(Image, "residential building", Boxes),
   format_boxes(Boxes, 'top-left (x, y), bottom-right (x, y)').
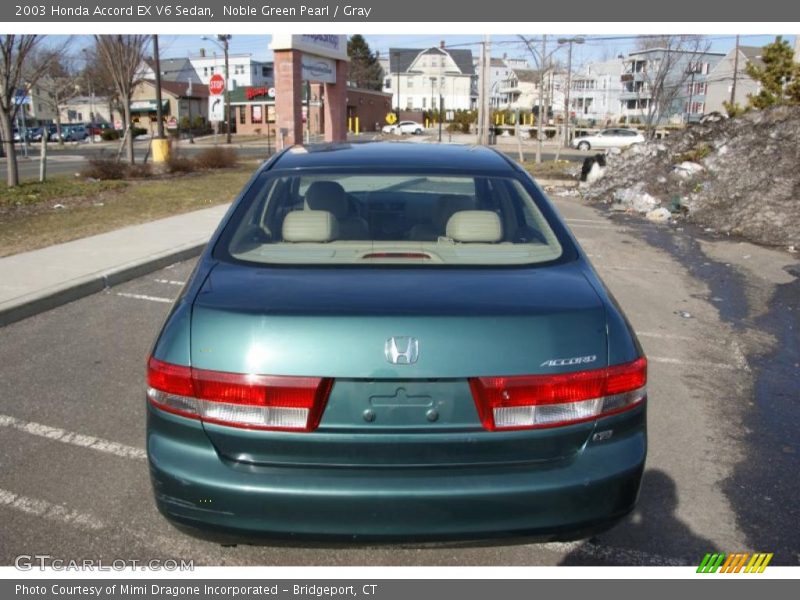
top-left (488, 56), bottom-right (525, 108)
top-left (385, 43), bottom-right (475, 112)
top-left (59, 96), bottom-right (112, 126)
top-left (190, 51), bottom-right (273, 90)
top-left (619, 48), bottom-right (724, 124)
top-left (497, 66), bottom-right (564, 118)
top-left (705, 46), bottom-right (765, 113)
top-left (14, 82), bottom-right (59, 126)
top-left (569, 60), bottom-right (624, 124)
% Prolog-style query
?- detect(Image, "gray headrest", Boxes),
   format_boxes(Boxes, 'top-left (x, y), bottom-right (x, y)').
top-left (437, 195), bottom-right (476, 228)
top-left (446, 211), bottom-right (502, 243)
top-left (305, 181), bottom-right (348, 218)
top-left (282, 211), bottom-right (338, 242)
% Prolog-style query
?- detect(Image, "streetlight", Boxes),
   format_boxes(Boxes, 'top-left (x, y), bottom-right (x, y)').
top-left (557, 36), bottom-right (584, 147)
top-left (201, 34), bottom-right (232, 144)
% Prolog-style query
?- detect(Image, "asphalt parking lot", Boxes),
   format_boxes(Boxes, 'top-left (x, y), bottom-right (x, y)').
top-left (0, 194), bottom-right (797, 566)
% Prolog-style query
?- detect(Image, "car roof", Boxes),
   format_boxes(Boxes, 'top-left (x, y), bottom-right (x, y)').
top-left (270, 142), bottom-right (516, 173)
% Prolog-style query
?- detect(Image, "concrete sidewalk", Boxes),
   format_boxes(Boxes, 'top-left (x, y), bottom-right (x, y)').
top-left (0, 204), bottom-right (230, 326)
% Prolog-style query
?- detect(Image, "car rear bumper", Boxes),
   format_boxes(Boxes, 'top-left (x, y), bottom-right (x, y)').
top-left (147, 404), bottom-right (646, 542)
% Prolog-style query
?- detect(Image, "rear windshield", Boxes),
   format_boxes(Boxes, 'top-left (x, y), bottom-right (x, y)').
top-left (216, 171), bottom-right (565, 266)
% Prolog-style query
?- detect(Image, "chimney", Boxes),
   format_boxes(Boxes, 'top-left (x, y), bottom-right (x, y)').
top-left (199, 48), bottom-right (205, 58)
top-left (440, 40), bottom-right (445, 49)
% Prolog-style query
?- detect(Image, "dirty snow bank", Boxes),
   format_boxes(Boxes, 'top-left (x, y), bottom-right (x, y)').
top-left (582, 105), bottom-right (800, 249)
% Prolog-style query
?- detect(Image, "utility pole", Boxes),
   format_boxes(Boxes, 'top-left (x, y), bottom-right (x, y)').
top-left (536, 35), bottom-right (546, 163)
top-left (730, 34), bottom-right (740, 106)
top-left (220, 35), bottom-right (232, 144)
top-left (477, 35), bottom-right (491, 145)
top-left (558, 37), bottom-right (584, 147)
top-left (153, 35), bottom-right (165, 139)
top-left (187, 78), bottom-right (195, 144)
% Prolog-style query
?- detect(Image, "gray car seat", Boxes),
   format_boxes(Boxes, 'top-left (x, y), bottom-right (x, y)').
top-left (304, 181), bottom-right (370, 240)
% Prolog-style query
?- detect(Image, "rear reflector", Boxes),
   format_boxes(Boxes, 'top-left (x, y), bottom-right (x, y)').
top-left (469, 357), bottom-right (646, 431)
top-left (147, 357), bottom-right (333, 431)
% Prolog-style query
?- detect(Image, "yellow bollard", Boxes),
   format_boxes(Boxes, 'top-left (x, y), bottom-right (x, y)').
top-left (151, 138), bottom-right (171, 163)
top-left (348, 117), bottom-right (352, 132)
top-left (355, 117), bottom-right (360, 135)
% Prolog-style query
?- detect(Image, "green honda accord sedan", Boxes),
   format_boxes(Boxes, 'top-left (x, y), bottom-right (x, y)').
top-left (146, 142), bottom-right (647, 542)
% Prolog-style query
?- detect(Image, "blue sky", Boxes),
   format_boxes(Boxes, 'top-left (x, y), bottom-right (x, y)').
top-left (62, 34), bottom-right (795, 68)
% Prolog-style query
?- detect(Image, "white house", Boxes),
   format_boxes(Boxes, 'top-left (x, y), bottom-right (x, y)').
top-left (498, 66), bottom-right (564, 117)
top-left (569, 59), bottom-right (624, 123)
top-left (385, 43), bottom-right (475, 111)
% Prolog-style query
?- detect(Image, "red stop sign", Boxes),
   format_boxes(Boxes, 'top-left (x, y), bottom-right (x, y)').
top-left (208, 74), bottom-right (225, 96)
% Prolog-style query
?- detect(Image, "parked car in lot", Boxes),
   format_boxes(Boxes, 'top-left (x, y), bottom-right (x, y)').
top-left (571, 128), bottom-right (645, 151)
top-left (382, 120), bottom-right (424, 135)
top-left (147, 142), bottom-right (647, 542)
top-left (63, 124), bottom-right (88, 141)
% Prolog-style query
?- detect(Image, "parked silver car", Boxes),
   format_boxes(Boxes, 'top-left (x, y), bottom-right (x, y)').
top-left (571, 128), bottom-right (645, 151)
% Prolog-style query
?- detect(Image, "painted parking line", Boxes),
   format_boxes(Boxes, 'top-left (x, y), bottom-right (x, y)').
top-left (0, 414), bottom-right (146, 461)
top-left (154, 279), bottom-right (186, 286)
top-left (115, 292), bottom-right (174, 304)
top-left (0, 487), bottom-right (223, 563)
top-left (0, 487), bottom-right (104, 530)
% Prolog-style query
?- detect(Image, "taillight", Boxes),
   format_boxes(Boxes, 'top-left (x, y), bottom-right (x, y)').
top-left (147, 357), bottom-right (333, 432)
top-left (469, 357), bottom-right (646, 431)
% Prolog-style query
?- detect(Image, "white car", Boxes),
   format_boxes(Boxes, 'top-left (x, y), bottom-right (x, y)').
top-left (571, 128), bottom-right (645, 151)
top-left (382, 120), bottom-right (424, 135)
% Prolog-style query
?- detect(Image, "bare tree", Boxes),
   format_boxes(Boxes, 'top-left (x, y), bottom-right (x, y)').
top-left (627, 35), bottom-right (710, 136)
top-left (81, 47), bottom-right (121, 129)
top-left (36, 50), bottom-right (79, 147)
top-left (0, 35), bottom-right (68, 186)
top-left (93, 35), bottom-right (150, 164)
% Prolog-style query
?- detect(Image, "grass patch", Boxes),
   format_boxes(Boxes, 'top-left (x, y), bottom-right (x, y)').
top-left (0, 178), bottom-right (127, 208)
top-left (0, 163), bottom-right (257, 257)
top-left (520, 160), bottom-right (577, 180)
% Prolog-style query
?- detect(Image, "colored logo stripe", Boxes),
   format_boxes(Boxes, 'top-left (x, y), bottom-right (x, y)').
top-left (697, 552), bottom-right (773, 573)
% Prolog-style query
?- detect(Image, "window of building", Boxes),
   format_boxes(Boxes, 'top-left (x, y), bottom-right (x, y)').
top-left (251, 105), bottom-right (263, 124)
top-left (239, 106), bottom-right (246, 124)
top-left (407, 78), bottom-right (413, 88)
top-left (203, 67), bottom-right (208, 76)
top-left (234, 64), bottom-right (245, 75)
top-left (422, 97), bottom-right (427, 108)
top-left (384, 78), bottom-right (391, 89)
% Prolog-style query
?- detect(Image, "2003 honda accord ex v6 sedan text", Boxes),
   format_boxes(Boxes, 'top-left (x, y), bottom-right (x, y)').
top-left (146, 142), bottom-right (647, 542)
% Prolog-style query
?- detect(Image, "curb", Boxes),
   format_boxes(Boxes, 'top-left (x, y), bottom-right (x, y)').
top-left (0, 240), bottom-right (207, 328)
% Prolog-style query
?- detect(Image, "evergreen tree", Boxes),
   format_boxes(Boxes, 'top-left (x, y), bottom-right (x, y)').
top-left (347, 35), bottom-right (383, 91)
top-left (746, 36), bottom-right (800, 108)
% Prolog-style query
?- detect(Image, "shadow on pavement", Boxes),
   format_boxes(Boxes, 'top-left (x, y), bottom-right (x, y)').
top-left (560, 469), bottom-right (718, 565)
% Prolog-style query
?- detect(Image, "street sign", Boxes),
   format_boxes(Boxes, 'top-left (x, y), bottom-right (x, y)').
top-left (209, 96), bottom-right (224, 122)
top-left (208, 73), bottom-right (225, 96)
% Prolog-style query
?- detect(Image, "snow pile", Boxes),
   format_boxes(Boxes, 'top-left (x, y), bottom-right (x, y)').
top-left (582, 105), bottom-right (800, 248)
